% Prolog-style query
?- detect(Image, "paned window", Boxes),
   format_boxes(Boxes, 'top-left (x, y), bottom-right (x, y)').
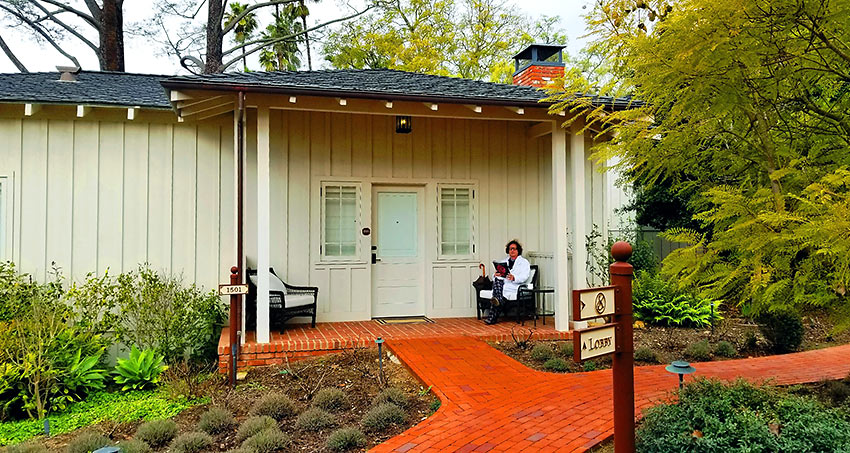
top-left (439, 186), bottom-right (473, 257)
top-left (322, 184), bottom-right (359, 258)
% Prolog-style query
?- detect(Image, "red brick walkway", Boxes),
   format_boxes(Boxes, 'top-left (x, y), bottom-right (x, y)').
top-left (374, 337), bottom-right (850, 452)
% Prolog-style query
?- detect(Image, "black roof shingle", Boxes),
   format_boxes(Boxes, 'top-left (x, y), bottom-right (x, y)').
top-left (0, 71), bottom-right (171, 108)
top-left (0, 69), bottom-right (639, 111)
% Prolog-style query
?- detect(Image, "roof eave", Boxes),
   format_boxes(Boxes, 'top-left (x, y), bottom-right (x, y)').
top-left (160, 79), bottom-right (554, 109)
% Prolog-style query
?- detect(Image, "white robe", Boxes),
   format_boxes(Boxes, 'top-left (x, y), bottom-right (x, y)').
top-left (494, 255), bottom-right (531, 300)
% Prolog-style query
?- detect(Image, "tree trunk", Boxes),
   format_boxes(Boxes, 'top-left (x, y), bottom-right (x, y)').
top-left (205, 0), bottom-right (226, 73)
top-left (98, 0), bottom-right (125, 71)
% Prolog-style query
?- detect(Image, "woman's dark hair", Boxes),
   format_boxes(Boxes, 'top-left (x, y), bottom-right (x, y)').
top-left (505, 240), bottom-right (523, 255)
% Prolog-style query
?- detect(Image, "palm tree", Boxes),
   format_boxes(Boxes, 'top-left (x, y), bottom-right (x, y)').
top-left (259, 4), bottom-right (304, 71)
top-left (224, 2), bottom-right (258, 71)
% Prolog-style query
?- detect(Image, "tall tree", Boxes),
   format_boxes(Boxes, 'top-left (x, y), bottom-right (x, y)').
top-left (148, 0), bottom-right (374, 74)
top-left (258, 4), bottom-right (304, 71)
top-left (322, 0), bottom-right (568, 83)
top-left (223, 2), bottom-right (258, 71)
top-left (0, 0), bottom-right (125, 71)
top-left (551, 0), bottom-right (850, 327)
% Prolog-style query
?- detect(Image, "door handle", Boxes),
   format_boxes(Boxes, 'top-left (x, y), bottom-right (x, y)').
top-left (372, 253), bottom-right (381, 264)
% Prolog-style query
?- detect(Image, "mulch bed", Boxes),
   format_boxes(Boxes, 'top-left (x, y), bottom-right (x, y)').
top-left (492, 311), bottom-right (850, 373)
top-left (36, 347), bottom-right (434, 452)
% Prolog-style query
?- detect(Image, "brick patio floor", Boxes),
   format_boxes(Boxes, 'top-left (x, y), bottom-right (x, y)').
top-left (373, 337), bottom-right (850, 452)
top-left (217, 317), bottom-right (569, 371)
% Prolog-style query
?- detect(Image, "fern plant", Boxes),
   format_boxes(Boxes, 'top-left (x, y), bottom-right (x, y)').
top-left (633, 271), bottom-right (721, 327)
top-left (113, 346), bottom-right (167, 391)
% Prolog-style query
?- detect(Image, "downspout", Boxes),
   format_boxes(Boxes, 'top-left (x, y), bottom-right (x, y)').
top-left (230, 91), bottom-right (245, 387)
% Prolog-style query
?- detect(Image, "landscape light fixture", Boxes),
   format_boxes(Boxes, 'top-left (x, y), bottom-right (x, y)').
top-left (92, 447), bottom-right (121, 453)
top-left (375, 337), bottom-right (386, 383)
top-left (396, 116), bottom-right (412, 134)
top-left (665, 360), bottom-right (696, 390)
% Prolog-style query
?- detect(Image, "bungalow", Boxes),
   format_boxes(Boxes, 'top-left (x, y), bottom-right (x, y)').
top-left (0, 44), bottom-right (635, 344)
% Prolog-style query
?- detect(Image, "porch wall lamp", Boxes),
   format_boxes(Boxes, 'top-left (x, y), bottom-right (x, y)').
top-left (395, 115), bottom-right (412, 134)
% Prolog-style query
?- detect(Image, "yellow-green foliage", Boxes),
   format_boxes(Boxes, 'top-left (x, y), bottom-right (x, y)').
top-left (549, 0), bottom-right (850, 331)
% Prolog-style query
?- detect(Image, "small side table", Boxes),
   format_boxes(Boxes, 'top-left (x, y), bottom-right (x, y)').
top-left (519, 286), bottom-right (555, 326)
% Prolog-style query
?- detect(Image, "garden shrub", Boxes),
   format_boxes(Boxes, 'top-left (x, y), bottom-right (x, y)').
top-left (632, 271), bottom-right (720, 328)
top-left (241, 427), bottom-right (290, 452)
top-left (7, 442), bottom-right (47, 453)
top-left (685, 340), bottom-right (711, 361)
top-left (558, 341), bottom-right (574, 357)
top-left (744, 330), bottom-right (759, 351)
top-left (135, 419), bottom-right (178, 449)
top-left (0, 262), bottom-right (61, 322)
top-left (250, 393), bottom-right (297, 421)
top-left (312, 388), bottom-right (348, 412)
top-left (372, 387), bottom-right (409, 408)
top-left (0, 294), bottom-right (107, 419)
top-left (530, 343), bottom-right (555, 362)
top-left (296, 407), bottom-right (336, 431)
top-left (198, 407), bottom-right (236, 434)
top-left (582, 361), bottom-right (598, 372)
top-left (636, 379), bottom-right (850, 452)
top-left (112, 346), bottom-right (167, 391)
top-left (65, 431), bottom-right (110, 453)
top-left (756, 311), bottom-right (804, 353)
top-left (236, 416), bottom-right (278, 442)
top-left (634, 346), bottom-right (659, 363)
top-left (824, 379), bottom-right (850, 405)
top-left (713, 341), bottom-right (737, 358)
top-left (169, 432), bottom-right (214, 453)
top-left (112, 265), bottom-right (226, 363)
top-left (543, 358), bottom-right (569, 372)
top-left (326, 427), bottom-right (367, 451)
top-left (362, 402), bottom-right (406, 431)
top-left (115, 439), bottom-right (152, 453)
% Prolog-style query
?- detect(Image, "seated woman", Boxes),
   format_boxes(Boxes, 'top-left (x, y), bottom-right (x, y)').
top-left (485, 239), bottom-right (530, 325)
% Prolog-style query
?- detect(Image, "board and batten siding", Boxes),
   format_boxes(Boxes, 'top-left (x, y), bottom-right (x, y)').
top-left (0, 117), bottom-right (235, 293)
top-left (243, 109), bottom-right (555, 321)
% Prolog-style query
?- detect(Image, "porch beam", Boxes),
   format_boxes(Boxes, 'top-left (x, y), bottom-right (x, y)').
top-left (551, 122), bottom-right (571, 332)
top-left (527, 121), bottom-right (552, 139)
top-left (256, 105), bottom-right (271, 344)
top-left (569, 119), bottom-right (588, 330)
top-left (175, 94), bottom-right (231, 112)
top-left (248, 94), bottom-right (557, 122)
top-left (191, 102), bottom-right (237, 121)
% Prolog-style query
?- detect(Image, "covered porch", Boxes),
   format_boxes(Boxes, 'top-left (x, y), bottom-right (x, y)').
top-left (162, 70), bottom-right (610, 353)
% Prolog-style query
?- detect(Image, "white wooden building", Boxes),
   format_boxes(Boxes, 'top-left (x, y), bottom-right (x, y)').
top-left (0, 45), bottom-right (638, 343)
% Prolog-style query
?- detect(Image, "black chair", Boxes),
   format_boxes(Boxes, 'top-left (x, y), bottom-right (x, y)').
top-left (474, 264), bottom-right (539, 323)
top-left (246, 268), bottom-right (318, 330)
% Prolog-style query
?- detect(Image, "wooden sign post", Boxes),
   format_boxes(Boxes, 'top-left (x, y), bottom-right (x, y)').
top-left (572, 242), bottom-right (635, 453)
top-left (223, 267), bottom-right (243, 388)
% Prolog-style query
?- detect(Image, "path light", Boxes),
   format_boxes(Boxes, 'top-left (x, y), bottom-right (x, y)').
top-left (375, 337), bottom-right (385, 384)
top-left (43, 418), bottom-right (49, 436)
top-left (93, 447), bottom-right (120, 453)
top-left (666, 360), bottom-right (696, 390)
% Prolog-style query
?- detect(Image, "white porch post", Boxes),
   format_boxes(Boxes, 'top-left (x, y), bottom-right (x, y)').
top-left (569, 120), bottom-right (588, 329)
top-left (551, 122), bottom-right (571, 331)
top-left (256, 106), bottom-right (271, 344)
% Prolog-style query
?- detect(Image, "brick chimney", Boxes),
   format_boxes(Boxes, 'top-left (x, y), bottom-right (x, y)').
top-left (512, 44), bottom-right (566, 87)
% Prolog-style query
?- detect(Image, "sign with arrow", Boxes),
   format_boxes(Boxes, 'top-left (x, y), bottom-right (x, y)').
top-left (573, 286), bottom-right (617, 321)
top-left (574, 323), bottom-right (618, 362)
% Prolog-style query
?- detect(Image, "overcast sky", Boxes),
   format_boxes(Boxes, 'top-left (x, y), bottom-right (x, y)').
top-left (0, 0), bottom-right (594, 74)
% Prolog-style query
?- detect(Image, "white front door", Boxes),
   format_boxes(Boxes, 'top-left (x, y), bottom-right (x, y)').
top-left (371, 186), bottom-right (425, 318)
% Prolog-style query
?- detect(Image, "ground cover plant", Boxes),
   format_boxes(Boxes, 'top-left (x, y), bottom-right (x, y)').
top-left (636, 379), bottom-right (850, 452)
top-left (0, 390), bottom-right (203, 445)
top-left (5, 347), bottom-right (432, 451)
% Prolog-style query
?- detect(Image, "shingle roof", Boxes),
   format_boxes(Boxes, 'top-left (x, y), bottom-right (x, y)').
top-left (162, 69), bottom-right (640, 110)
top-left (0, 69), bottom-right (639, 111)
top-left (0, 71), bottom-right (171, 109)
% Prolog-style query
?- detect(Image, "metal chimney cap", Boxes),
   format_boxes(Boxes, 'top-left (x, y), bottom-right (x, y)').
top-left (56, 65), bottom-right (81, 82)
